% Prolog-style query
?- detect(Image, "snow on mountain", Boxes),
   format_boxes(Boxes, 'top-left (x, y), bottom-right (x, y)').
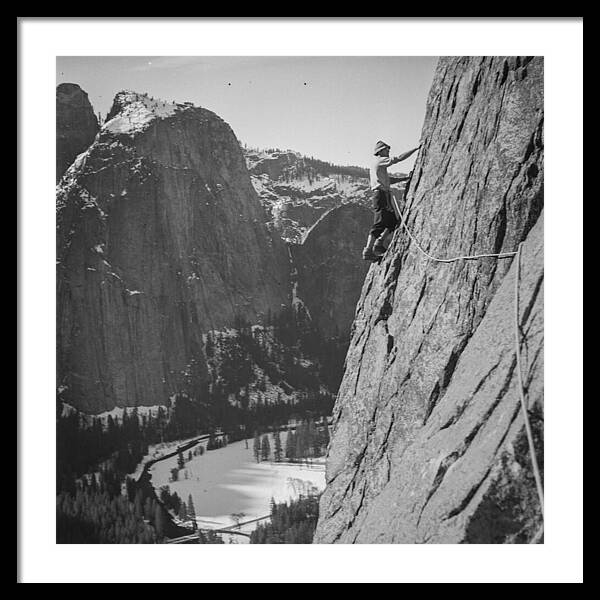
top-left (244, 148), bottom-right (374, 243)
top-left (104, 91), bottom-right (179, 135)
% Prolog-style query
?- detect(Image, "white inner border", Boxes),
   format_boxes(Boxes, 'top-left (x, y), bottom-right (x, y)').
top-left (18, 17), bottom-right (583, 583)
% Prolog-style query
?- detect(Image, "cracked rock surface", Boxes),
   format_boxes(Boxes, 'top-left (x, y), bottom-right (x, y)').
top-left (314, 56), bottom-right (544, 544)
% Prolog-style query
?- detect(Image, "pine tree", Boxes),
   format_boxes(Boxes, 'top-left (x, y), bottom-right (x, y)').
top-left (179, 501), bottom-right (188, 521)
top-left (177, 450), bottom-right (185, 470)
top-left (154, 504), bottom-right (166, 539)
top-left (125, 476), bottom-right (135, 502)
top-left (321, 423), bottom-right (330, 449)
top-left (296, 426), bottom-right (306, 461)
top-left (273, 430), bottom-right (283, 462)
top-left (171, 491), bottom-right (182, 515)
top-left (253, 433), bottom-right (261, 463)
top-left (144, 497), bottom-right (154, 520)
top-left (308, 418), bottom-right (320, 458)
top-left (261, 434), bottom-right (271, 461)
top-left (285, 430), bottom-right (296, 461)
top-left (205, 332), bottom-right (214, 357)
top-left (187, 494), bottom-right (197, 530)
top-left (134, 490), bottom-right (144, 519)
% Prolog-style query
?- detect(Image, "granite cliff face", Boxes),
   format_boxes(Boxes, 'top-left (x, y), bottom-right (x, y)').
top-left (290, 204), bottom-right (372, 339)
top-left (56, 83), bottom-right (99, 181)
top-left (315, 56), bottom-right (544, 544)
top-left (57, 92), bottom-right (290, 413)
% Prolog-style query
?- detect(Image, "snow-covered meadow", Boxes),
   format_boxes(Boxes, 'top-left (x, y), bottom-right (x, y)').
top-left (149, 434), bottom-right (325, 539)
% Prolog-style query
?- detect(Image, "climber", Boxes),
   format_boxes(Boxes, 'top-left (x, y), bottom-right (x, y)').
top-left (362, 140), bottom-right (420, 261)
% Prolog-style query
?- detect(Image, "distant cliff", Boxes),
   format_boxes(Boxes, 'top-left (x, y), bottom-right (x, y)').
top-left (245, 148), bottom-right (372, 243)
top-left (57, 91), bottom-right (290, 413)
top-left (56, 83), bottom-right (99, 181)
top-left (290, 203), bottom-right (372, 339)
top-left (315, 56), bottom-right (544, 544)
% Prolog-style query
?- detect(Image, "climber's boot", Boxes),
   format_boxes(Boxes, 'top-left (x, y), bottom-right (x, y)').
top-left (373, 240), bottom-right (387, 256)
top-left (362, 247), bottom-right (379, 262)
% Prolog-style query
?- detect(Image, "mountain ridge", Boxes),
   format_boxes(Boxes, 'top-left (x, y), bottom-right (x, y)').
top-left (56, 89), bottom-right (375, 415)
top-left (57, 90), bottom-right (291, 412)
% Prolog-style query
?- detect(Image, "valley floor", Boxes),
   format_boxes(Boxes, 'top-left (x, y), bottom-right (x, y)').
top-left (148, 436), bottom-right (326, 542)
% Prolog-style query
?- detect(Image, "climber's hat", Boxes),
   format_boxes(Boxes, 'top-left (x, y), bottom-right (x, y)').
top-left (374, 140), bottom-right (391, 155)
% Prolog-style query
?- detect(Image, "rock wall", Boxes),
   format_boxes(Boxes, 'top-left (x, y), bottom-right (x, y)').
top-left (315, 56), bottom-right (544, 544)
top-left (291, 203), bottom-right (372, 338)
top-left (57, 92), bottom-right (290, 413)
top-left (56, 83), bottom-right (99, 181)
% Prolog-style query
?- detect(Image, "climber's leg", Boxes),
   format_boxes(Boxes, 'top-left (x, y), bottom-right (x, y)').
top-left (368, 190), bottom-right (388, 236)
top-left (362, 235), bottom-right (379, 261)
top-left (373, 229), bottom-right (391, 255)
top-left (373, 207), bottom-right (399, 255)
top-left (363, 189), bottom-right (388, 260)
top-left (365, 233), bottom-right (378, 251)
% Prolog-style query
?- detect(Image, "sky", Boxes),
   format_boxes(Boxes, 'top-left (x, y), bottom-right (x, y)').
top-left (57, 56), bottom-right (438, 169)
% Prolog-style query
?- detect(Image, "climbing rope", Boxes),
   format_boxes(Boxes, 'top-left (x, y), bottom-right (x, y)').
top-left (514, 242), bottom-right (545, 540)
top-left (393, 198), bottom-right (518, 262)
top-left (390, 196), bottom-right (544, 536)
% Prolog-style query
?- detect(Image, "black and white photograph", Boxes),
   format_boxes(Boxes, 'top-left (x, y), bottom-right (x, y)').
top-left (18, 18), bottom-right (583, 583)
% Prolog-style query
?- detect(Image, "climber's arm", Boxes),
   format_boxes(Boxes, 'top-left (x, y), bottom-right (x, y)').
top-left (391, 146), bottom-right (421, 164)
top-left (389, 174), bottom-right (410, 185)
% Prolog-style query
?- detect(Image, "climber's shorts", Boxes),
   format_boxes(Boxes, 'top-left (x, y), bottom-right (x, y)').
top-left (369, 189), bottom-right (398, 237)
